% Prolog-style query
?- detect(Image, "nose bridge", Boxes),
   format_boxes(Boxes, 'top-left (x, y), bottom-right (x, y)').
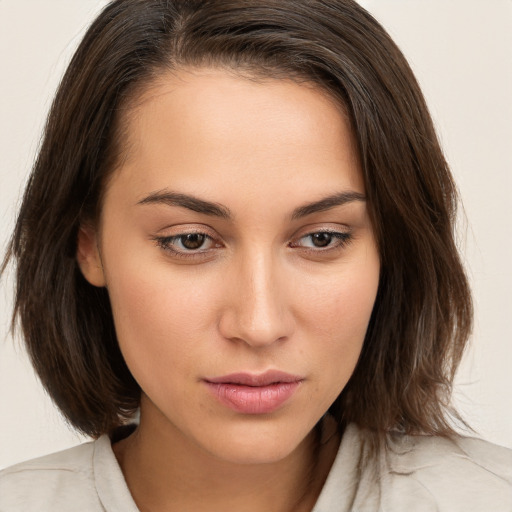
top-left (219, 247), bottom-right (293, 347)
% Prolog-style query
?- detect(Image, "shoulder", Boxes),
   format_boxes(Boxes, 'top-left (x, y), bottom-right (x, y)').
top-left (0, 439), bottom-right (102, 511)
top-left (380, 431), bottom-right (512, 511)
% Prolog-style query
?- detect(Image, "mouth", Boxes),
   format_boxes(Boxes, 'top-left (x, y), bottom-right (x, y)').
top-left (203, 370), bottom-right (304, 414)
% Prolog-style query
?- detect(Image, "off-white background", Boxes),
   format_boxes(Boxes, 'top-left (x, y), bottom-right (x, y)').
top-left (1, 1), bottom-right (511, 469)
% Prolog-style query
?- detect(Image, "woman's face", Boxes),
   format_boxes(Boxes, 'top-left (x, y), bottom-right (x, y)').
top-left (78, 68), bottom-right (380, 464)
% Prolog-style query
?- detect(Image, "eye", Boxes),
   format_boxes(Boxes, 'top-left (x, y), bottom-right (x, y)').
top-left (174, 233), bottom-right (209, 250)
top-left (292, 230), bottom-right (352, 250)
top-left (153, 231), bottom-right (220, 258)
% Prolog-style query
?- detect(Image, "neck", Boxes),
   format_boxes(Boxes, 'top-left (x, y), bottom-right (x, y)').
top-left (113, 403), bottom-right (340, 512)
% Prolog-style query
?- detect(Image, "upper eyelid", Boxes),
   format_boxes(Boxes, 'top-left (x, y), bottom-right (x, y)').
top-left (155, 225), bottom-right (351, 240)
top-left (155, 224), bottom-right (218, 239)
top-left (298, 226), bottom-right (349, 235)
top-left (292, 225), bottom-right (351, 240)
top-left (154, 221), bottom-right (352, 238)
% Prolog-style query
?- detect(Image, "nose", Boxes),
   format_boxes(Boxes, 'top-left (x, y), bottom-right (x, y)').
top-left (218, 251), bottom-right (294, 348)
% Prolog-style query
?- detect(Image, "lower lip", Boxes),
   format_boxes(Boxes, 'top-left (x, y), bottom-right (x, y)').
top-left (204, 381), bottom-right (301, 414)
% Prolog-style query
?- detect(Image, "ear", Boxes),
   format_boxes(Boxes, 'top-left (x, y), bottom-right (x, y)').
top-left (76, 224), bottom-right (106, 287)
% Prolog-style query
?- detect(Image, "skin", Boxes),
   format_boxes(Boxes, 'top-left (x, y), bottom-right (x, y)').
top-left (78, 68), bottom-right (380, 512)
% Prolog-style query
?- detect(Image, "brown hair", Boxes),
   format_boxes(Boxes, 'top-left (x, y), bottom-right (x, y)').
top-left (3, 0), bottom-right (472, 438)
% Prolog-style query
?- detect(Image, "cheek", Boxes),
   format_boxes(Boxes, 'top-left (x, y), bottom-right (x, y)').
top-left (298, 259), bottom-right (379, 341)
top-left (295, 253), bottom-right (380, 385)
top-left (103, 258), bottom-right (220, 381)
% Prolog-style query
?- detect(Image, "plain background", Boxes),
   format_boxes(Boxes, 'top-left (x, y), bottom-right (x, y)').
top-left (0, 1), bottom-right (511, 469)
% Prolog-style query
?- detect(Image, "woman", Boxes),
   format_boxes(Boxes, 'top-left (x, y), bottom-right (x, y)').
top-left (1, 0), bottom-right (511, 510)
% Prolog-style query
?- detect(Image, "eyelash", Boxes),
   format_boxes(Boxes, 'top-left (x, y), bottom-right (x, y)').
top-left (152, 232), bottom-right (219, 260)
top-left (152, 229), bottom-right (353, 260)
top-left (291, 230), bottom-right (353, 252)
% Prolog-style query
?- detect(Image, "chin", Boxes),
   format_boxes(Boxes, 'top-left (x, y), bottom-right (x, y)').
top-left (198, 419), bottom-right (314, 466)
top-left (211, 439), bottom-right (299, 465)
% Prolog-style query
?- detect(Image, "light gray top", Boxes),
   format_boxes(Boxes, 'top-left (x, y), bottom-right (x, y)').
top-left (1, 424), bottom-right (511, 511)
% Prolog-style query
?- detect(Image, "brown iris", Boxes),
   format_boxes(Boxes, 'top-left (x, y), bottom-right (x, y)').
top-left (181, 233), bottom-right (206, 250)
top-left (310, 233), bottom-right (332, 247)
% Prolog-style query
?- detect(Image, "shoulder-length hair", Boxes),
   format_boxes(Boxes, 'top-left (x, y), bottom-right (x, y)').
top-left (3, 0), bottom-right (472, 438)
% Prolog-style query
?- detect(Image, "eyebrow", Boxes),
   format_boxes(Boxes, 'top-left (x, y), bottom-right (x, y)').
top-left (291, 191), bottom-right (366, 219)
top-left (138, 190), bottom-right (232, 219)
top-left (137, 189), bottom-right (366, 220)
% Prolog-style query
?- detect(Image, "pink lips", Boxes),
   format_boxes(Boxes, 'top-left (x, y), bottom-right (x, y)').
top-left (204, 370), bottom-right (303, 414)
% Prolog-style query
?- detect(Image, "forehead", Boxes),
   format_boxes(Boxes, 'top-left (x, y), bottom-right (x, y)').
top-left (106, 67), bottom-right (364, 209)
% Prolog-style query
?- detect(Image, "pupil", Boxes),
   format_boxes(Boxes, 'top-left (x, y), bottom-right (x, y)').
top-left (312, 233), bottom-right (332, 247)
top-left (181, 234), bottom-right (205, 250)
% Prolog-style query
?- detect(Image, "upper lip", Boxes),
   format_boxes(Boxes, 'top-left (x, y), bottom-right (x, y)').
top-left (205, 370), bottom-right (303, 387)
